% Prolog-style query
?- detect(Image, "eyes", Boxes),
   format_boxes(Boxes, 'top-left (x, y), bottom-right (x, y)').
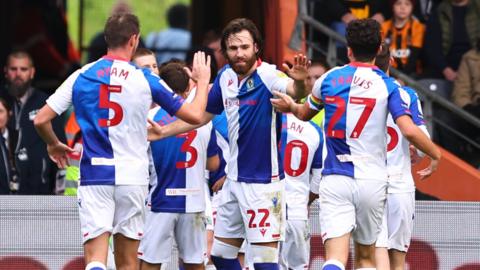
top-left (8, 67), bottom-right (29, 72)
top-left (227, 44), bottom-right (251, 52)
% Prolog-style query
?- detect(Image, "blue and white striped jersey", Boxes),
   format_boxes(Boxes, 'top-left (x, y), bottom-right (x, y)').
top-left (308, 62), bottom-right (411, 180)
top-left (46, 55), bottom-right (183, 186)
top-left (387, 85), bottom-right (428, 193)
top-left (280, 114), bottom-right (323, 220)
top-left (206, 61), bottom-right (291, 184)
top-left (148, 106), bottom-right (218, 213)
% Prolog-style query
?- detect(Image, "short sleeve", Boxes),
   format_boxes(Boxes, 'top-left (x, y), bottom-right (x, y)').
top-left (269, 70), bottom-right (291, 94)
top-left (145, 71), bottom-right (183, 116)
top-left (207, 127), bottom-right (219, 157)
top-left (409, 91), bottom-right (426, 126)
top-left (309, 168), bottom-right (322, 195)
top-left (388, 86), bottom-right (411, 121)
top-left (206, 75), bottom-right (224, 115)
top-left (47, 70), bottom-right (80, 115)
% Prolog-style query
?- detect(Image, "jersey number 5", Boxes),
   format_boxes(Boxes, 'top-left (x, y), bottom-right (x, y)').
top-left (176, 130), bottom-right (198, 169)
top-left (98, 84), bottom-right (123, 127)
top-left (324, 96), bottom-right (376, 139)
top-left (284, 140), bottom-right (309, 177)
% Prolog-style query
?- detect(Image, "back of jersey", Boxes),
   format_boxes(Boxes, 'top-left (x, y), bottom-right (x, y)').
top-left (148, 107), bottom-right (216, 213)
top-left (312, 63), bottom-right (409, 180)
top-left (70, 57), bottom-right (154, 185)
top-left (280, 114), bottom-right (323, 220)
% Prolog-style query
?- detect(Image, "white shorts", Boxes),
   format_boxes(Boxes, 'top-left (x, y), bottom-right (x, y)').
top-left (77, 185), bottom-right (148, 244)
top-left (279, 220), bottom-right (310, 270)
top-left (139, 212), bottom-right (207, 264)
top-left (376, 192), bottom-right (415, 252)
top-left (214, 179), bottom-right (286, 243)
top-left (204, 182), bottom-right (215, 231)
top-left (319, 175), bottom-right (387, 245)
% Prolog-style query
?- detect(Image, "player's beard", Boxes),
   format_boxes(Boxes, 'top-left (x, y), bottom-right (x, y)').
top-left (228, 54), bottom-right (257, 77)
top-left (7, 77), bottom-right (32, 98)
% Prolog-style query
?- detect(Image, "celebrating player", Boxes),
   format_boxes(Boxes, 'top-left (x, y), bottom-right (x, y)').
top-left (278, 113), bottom-right (323, 270)
top-left (374, 44), bottom-right (429, 270)
top-left (34, 13), bottom-right (211, 270)
top-left (271, 18), bottom-right (440, 270)
top-left (148, 18), bottom-right (310, 270)
top-left (139, 61), bottom-right (219, 270)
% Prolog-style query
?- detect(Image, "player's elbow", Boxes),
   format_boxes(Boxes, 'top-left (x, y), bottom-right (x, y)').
top-left (400, 125), bottom-right (417, 141)
top-left (33, 112), bottom-right (49, 128)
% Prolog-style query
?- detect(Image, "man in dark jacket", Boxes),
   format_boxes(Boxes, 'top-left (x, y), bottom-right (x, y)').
top-left (2, 51), bottom-right (65, 194)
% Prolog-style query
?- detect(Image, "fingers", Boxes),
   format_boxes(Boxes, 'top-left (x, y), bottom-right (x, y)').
top-left (293, 54), bottom-right (310, 68)
top-left (206, 55), bottom-right (211, 70)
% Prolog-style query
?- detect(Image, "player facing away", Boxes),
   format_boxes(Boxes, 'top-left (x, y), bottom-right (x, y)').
top-left (148, 18), bottom-right (311, 270)
top-left (374, 45), bottom-right (430, 270)
top-left (33, 13), bottom-right (212, 270)
top-left (278, 113), bottom-right (323, 270)
top-left (271, 18), bottom-right (441, 270)
top-left (139, 61), bottom-right (220, 270)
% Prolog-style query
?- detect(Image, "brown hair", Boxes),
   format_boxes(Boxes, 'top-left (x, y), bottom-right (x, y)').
top-left (375, 43), bottom-right (391, 73)
top-left (104, 13), bottom-right (140, 49)
top-left (221, 18), bottom-right (262, 57)
top-left (132, 48), bottom-right (155, 60)
top-left (159, 61), bottom-right (190, 95)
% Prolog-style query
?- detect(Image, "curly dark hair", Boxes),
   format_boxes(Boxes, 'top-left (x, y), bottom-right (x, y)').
top-left (221, 18), bottom-right (263, 58)
top-left (346, 19), bottom-right (382, 62)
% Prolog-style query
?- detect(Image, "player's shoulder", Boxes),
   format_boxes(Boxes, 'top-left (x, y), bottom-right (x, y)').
top-left (256, 60), bottom-right (288, 80)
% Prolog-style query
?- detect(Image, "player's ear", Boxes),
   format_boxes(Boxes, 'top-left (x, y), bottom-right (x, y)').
top-left (254, 43), bottom-right (259, 54)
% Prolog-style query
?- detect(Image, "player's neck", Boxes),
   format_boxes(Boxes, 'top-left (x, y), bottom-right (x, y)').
top-left (106, 47), bottom-right (133, 62)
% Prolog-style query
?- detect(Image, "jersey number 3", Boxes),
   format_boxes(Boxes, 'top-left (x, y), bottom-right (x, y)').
top-left (176, 130), bottom-right (198, 169)
top-left (98, 84), bottom-right (123, 127)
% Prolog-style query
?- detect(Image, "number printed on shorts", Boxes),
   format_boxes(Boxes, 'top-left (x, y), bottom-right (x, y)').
top-left (98, 84), bottom-right (124, 127)
top-left (324, 95), bottom-right (376, 139)
top-left (247, 208), bottom-right (271, 228)
top-left (176, 130), bottom-right (198, 169)
top-left (284, 140), bottom-right (309, 176)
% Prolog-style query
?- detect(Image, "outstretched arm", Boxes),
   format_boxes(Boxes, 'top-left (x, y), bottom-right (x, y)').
top-left (395, 115), bottom-right (441, 179)
top-left (34, 105), bottom-right (74, 168)
top-left (271, 91), bottom-right (319, 121)
top-left (147, 112), bottom-right (215, 141)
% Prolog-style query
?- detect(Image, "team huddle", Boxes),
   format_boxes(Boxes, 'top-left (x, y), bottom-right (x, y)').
top-left (33, 12), bottom-right (440, 270)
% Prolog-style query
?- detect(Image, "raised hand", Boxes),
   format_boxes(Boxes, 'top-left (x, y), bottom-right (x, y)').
top-left (271, 91), bottom-right (296, 113)
top-left (190, 51), bottom-right (212, 85)
top-left (47, 142), bottom-right (75, 169)
top-left (283, 53), bottom-right (311, 81)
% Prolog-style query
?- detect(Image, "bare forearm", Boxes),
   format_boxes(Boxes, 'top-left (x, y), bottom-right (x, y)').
top-left (178, 81), bottom-right (209, 124)
top-left (292, 80), bottom-right (308, 100)
top-left (35, 122), bottom-right (59, 146)
top-left (405, 127), bottom-right (441, 160)
top-left (291, 102), bottom-right (317, 121)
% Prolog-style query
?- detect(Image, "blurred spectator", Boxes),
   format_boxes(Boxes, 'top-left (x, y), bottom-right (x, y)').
top-left (132, 48), bottom-right (160, 75)
top-left (10, 0), bottom-right (80, 92)
top-left (1, 51), bottom-right (65, 194)
top-left (382, 0), bottom-right (425, 77)
top-left (452, 37), bottom-right (480, 143)
top-left (146, 3), bottom-right (191, 65)
top-left (313, 0), bottom-right (389, 61)
top-left (87, 0), bottom-right (145, 63)
top-left (424, 0), bottom-right (480, 82)
top-left (0, 98), bottom-right (12, 194)
top-left (305, 58), bottom-right (329, 91)
top-left (203, 30), bottom-right (227, 69)
top-left (412, 0), bottom-right (442, 22)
